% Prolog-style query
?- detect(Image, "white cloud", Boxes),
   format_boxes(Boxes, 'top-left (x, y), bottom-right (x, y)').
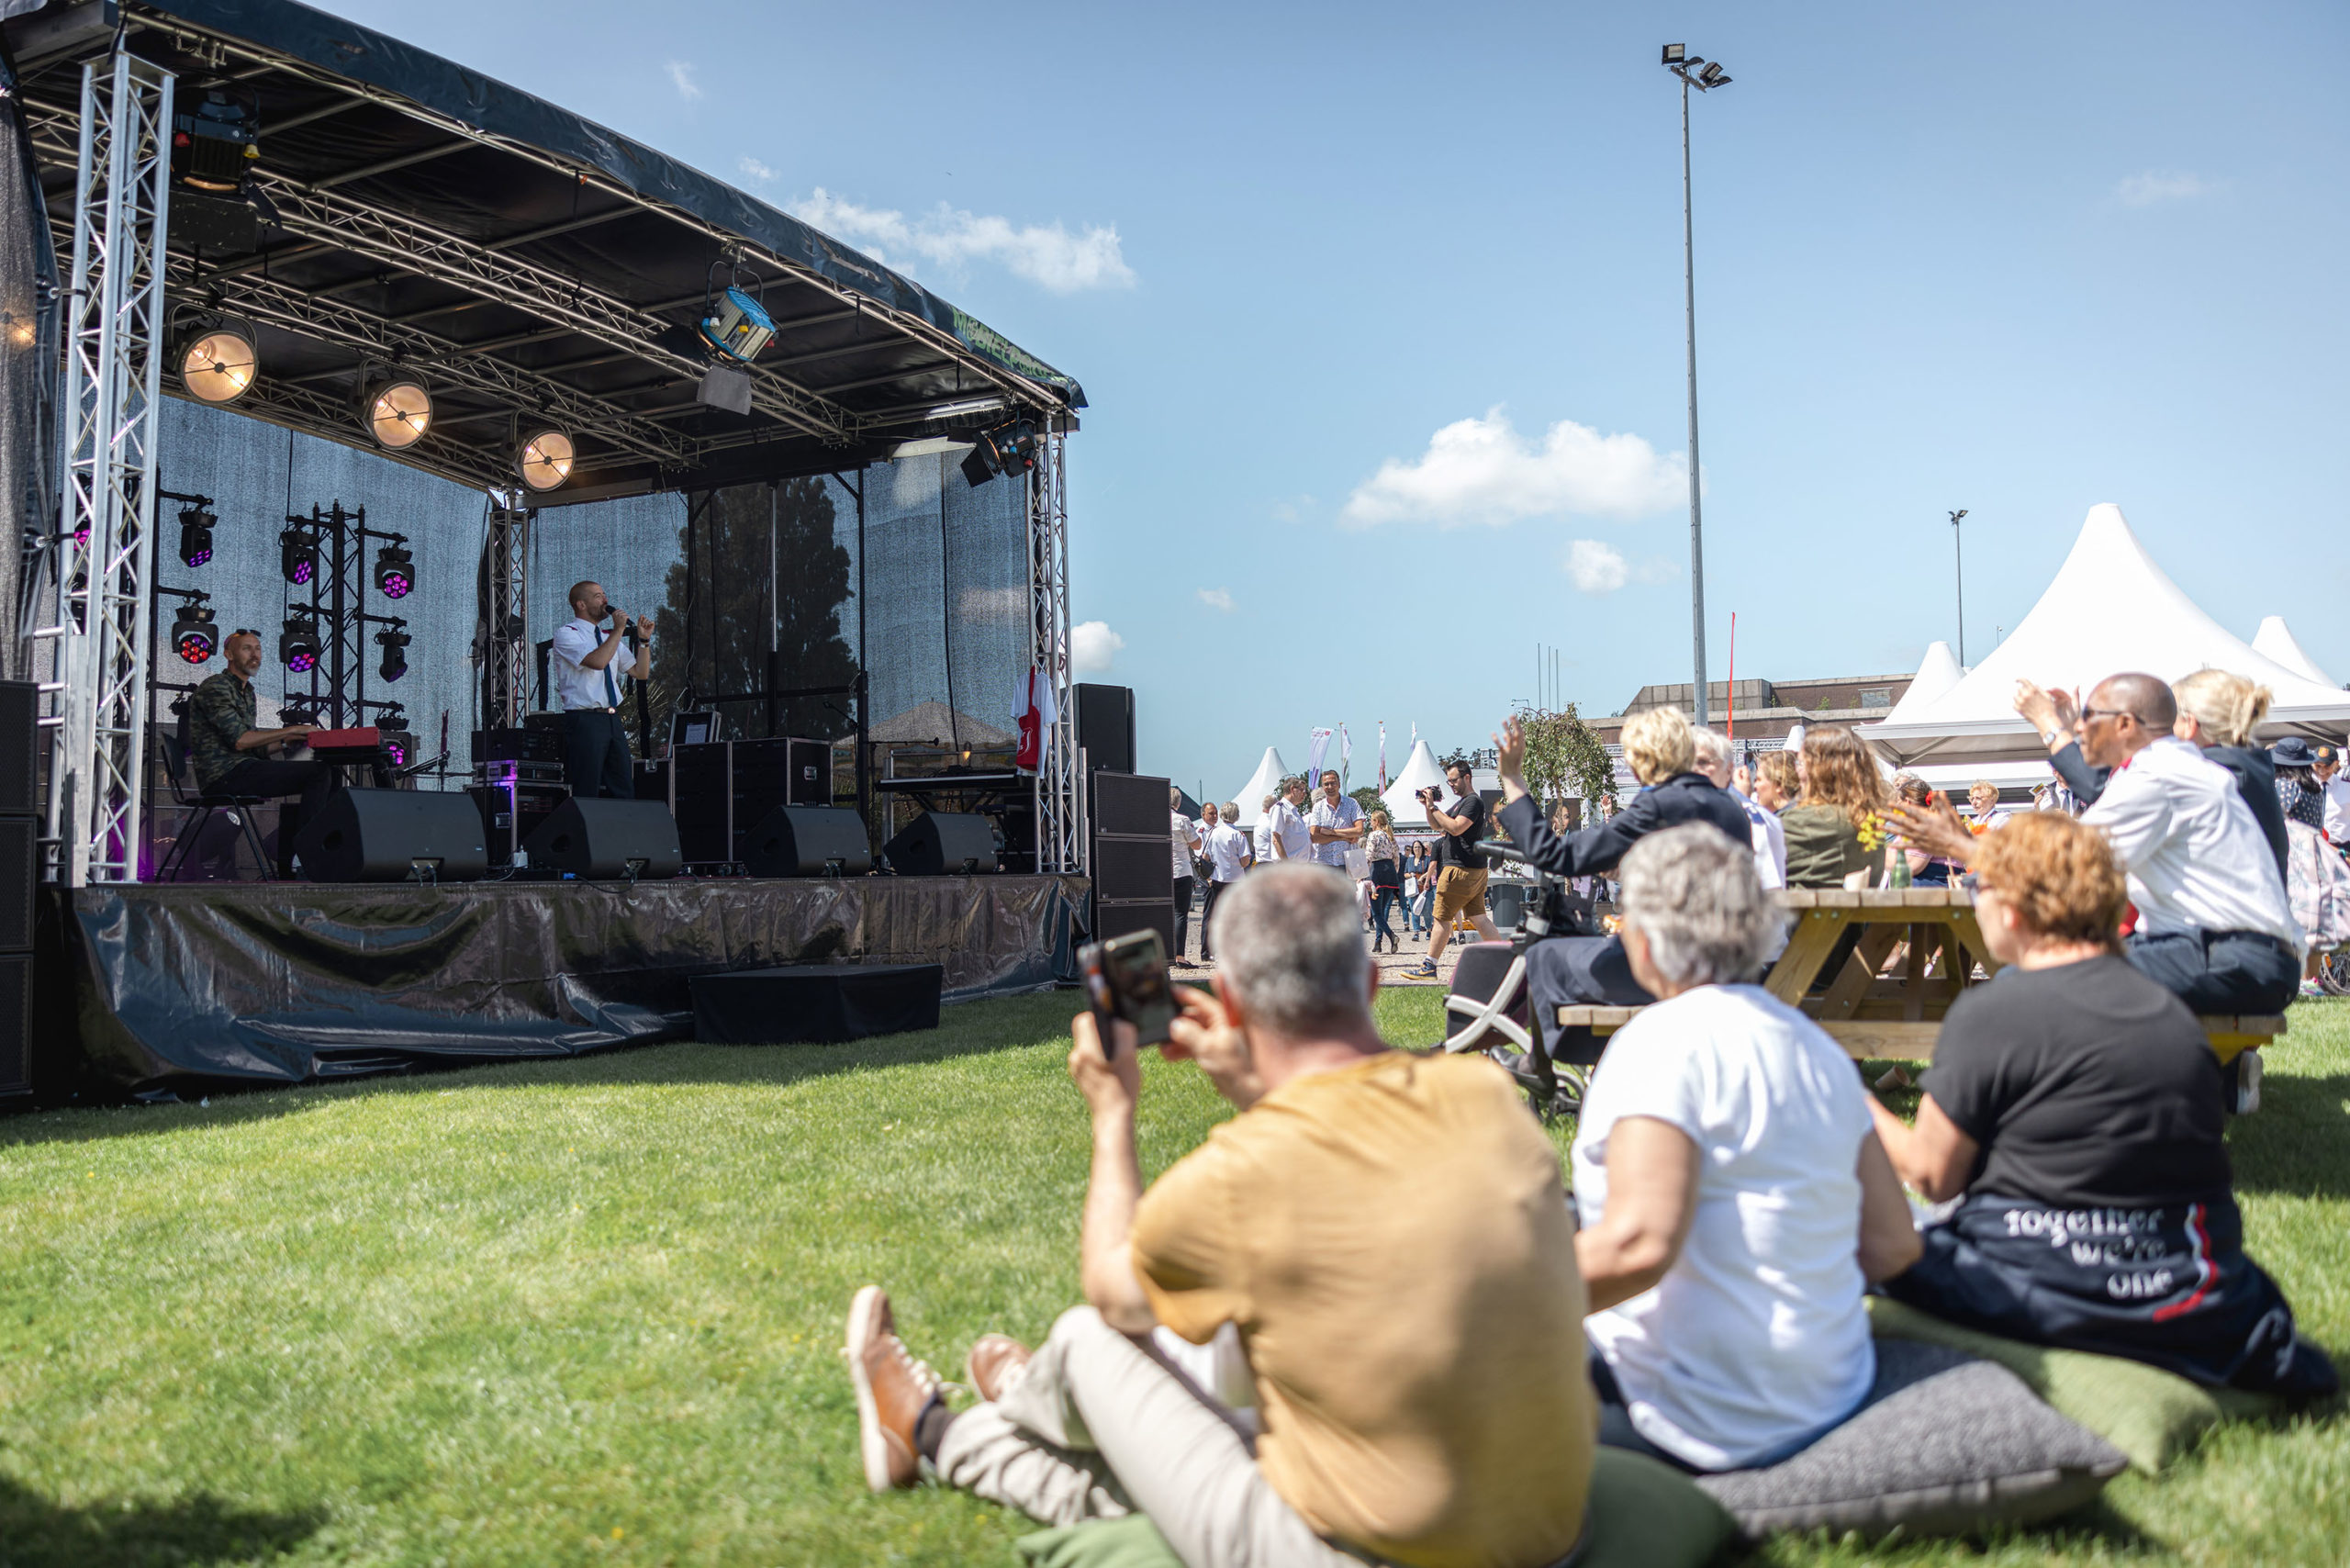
top-left (2115, 170), bottom-right (2212, 207)
top-left (1341, 409), bottom-right (1687, 529)
top-left (1564, 539), bottom-right (1677, 594)
top-left (666, 61), bottom-right (703, 102)
top-left (789, 187), bottom-right (1136, 293)
top-left (1071, 621), bottom-right (1125, 672)
top-left (1197, 587), bottom-right (1235, 613)
top-left (737, 155), bottom-right (777, 185)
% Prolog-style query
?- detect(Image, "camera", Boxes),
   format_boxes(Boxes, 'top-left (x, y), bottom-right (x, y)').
top-left (1077, 927), bottom-right (1174, 1055)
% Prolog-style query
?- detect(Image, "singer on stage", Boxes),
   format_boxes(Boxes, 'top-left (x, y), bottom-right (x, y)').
top-left (551, 581), bottom-right (653, 800)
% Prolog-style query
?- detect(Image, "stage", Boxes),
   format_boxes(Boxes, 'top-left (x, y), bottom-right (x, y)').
top-left (44, 874), bottom-right (1086, 1098)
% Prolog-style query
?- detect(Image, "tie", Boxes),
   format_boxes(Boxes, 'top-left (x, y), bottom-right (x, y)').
top-left (604, 658), bottom-right (619, 709)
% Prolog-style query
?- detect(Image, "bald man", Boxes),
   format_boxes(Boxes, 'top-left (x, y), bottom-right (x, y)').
top-left (550, 580), bottom-right (652, 800)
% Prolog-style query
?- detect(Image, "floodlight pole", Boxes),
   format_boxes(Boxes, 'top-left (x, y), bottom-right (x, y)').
top-left (1949, 509), bottom-right (1968, 665)
top-left (1663, 47), bottom-right (1728, 727)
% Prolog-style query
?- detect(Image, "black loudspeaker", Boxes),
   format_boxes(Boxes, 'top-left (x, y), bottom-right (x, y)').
top-left (1074, 683), bottom-right (1135, 775)
top-left (0, 816), bottom-right (33, 950)
top-left (0, 953), bottom-right (27, 1097)
top-left (743, 805), bottom-right (874, 877)
top-left (1091, 771), bottom-right (1167, 837)
top-left (296, 789), bottom-right (489, 882)
top-left (884, 811), bottom-right (999, 876)
top-left (1091, 834), bottom-right (1173, 902)
top-left (1093, 898), bottom-right (1175, 956)
top-left (522, 797), bottom-right (683, 879)
top-left (0, 680), bottom-right (32, 817)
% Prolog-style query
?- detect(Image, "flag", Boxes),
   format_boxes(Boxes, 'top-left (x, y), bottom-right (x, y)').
top-left (1304, 727), bottom-right (1334, 787)
top-left (1013, 667), bottom-right (1058, 772)
top-left (1378, 721), bottom-right (1388, 791)
top-left (1338, 724), bottom-right (1352, 789)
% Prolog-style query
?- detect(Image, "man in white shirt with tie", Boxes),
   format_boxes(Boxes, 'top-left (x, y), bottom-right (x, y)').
top-left (550, 580), bottom-right (652, 800)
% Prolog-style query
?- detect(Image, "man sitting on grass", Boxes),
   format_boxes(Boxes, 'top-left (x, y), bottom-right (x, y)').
top-left (844, 863), bottom-right (1597, 1568)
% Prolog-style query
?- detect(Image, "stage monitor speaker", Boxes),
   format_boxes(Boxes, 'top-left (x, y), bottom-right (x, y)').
top-left (296, 789), bottom-right (489, 882)
top-left (0, 815), bottom-right (33, 950)
top-left (522, 797), bottom-right (683, 879)
top-left (1091, 834), bottom-right (1173, 902)
top-left (884, 812), bottom-right (999, 876)
top-left (1075, 683), bottom-right (1136, 775)
top-left (1091, 771), bottom-right (1168, 838)
top-left (0, 953), bottom-right (26, 1098)
top-left (0, 680), bottom-right (31, 817)
top-left (743, 805), bottom-right (873, 877)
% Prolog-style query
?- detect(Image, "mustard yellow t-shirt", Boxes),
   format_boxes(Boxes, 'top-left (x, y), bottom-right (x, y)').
top-left (1131, 1051), bottom-right (1594, 1568)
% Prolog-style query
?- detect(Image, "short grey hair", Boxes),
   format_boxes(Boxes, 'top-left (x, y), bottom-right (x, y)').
top-left (1208, 862), bottom-right (1371, 1035)
top-left (1169, 786), bottom-right (1184, 809)
top-left (1690, 725), bottom-right (1733, 768)
top-left (1618, 824), bottom-right (1775, 988)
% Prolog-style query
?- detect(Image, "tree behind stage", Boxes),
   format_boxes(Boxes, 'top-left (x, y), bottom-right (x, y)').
top-left (650, 478), bottom-right (858, 742)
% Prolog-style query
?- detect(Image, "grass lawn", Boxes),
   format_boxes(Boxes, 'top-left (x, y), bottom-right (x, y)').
top-left (0, 986), bottom-right (2343, 1567)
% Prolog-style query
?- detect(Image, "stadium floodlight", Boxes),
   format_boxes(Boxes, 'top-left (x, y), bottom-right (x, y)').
top-left (375, 543), bottom-right (414, 599)
top-left (177, 322), bottom-right (258, 404)
top-left (279, 526), bottom-right (318, 587)
top-left (1662, 42), bottom-right (1686, 63)
top-left (177, 506), bottom-right (215, 568)
top-left (1700, 62), bottom-right (1729, 86)
top-left (517, 427), bottom-right (575, 491)
top-left (364, 379), bottom-right (433, 449)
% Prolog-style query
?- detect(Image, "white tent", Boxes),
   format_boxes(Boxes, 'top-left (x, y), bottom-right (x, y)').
top-left (2252, 616), bottom-right (2336, 688)
top-left (1863, 504), bottom-right (2350, 764)
top-left (1875, 640), bottom-right (1964, 728)
top-left (1231, 747), bottom-right (1289, 826)
top-left (1380, 739), bottom-right (1449, 827)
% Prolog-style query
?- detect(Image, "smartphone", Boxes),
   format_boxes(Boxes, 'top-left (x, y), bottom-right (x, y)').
top-left (1077, 928), bottom-right (1175, 1055)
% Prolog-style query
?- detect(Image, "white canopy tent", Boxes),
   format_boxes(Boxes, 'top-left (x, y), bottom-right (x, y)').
top-left (1231, 748), bottom-right (1290, 827)
top-left (2252, 616), bottom-right (2336, 688)
top-left (1874, 641), bottom-right (1964, 728)
top-left (1863, 505), bottom-right (2350, 764)
top-left (1380, 739), bottom-right (1449, 827)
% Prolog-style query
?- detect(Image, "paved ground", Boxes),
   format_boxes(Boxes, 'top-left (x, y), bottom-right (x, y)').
top-left (1170, 899), bottom-right (1478, 987)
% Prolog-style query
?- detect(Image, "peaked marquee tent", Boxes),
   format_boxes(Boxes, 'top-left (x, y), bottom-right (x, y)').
top-left (2253, 617), bottom-right (2336, 688)
top-left (1381, 740), bottom-right (1449, 828)
top-left (1863, 504), bottom-right (2350, 764)
top-left (1874, 640), bottom-right (1965, 729)
top-left (1232, 748), bottom-right (1289, 827)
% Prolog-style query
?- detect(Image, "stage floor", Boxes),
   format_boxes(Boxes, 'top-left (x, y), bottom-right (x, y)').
top-left (45, 874), bottom-right (1087, 1097)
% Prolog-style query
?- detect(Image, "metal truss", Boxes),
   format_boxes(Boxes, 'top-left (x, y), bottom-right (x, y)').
top-left (41, 54), bottom-right (173, 887)
top-left (1026, 430), bottom-right (1081, 875)
top-left (481, 505), bottom-right (528, 731)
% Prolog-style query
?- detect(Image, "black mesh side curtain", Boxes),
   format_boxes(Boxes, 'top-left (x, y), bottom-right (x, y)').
top-left (2, 28), bottom-right (60, 683)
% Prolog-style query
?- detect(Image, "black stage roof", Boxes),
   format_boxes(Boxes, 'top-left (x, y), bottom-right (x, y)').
top-left (1, 0), bottom-right (1085, 500)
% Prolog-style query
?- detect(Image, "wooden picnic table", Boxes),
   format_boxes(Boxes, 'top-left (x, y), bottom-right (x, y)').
top-left (1554, 886), bottom-right (2285, 1064)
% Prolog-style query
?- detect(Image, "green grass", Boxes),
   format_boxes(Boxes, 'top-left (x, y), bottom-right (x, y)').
top-left (0, 988), bottom-right (2341, 1566)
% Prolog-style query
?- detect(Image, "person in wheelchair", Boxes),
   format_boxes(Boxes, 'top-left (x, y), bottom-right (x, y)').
top-left (1476, 707), bottom-right (1754, 1081)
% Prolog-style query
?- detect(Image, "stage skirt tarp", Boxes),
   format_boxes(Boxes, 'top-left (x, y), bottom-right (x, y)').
top-left (53, 875), bottom-right (1086, 1097)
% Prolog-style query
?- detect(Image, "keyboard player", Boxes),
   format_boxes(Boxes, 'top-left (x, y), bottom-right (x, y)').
top-left (185, 627), bottom-right (330, 878)
top-left (550, 580), bottom-right (652, 800)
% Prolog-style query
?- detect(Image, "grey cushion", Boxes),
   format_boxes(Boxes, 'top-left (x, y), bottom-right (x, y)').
top-left (1694, 1339), bottom-right (2127, 1539)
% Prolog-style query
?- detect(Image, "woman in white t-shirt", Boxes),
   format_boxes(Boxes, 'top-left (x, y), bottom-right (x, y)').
top-left (1572, 825), bottom-right (1920, 1472)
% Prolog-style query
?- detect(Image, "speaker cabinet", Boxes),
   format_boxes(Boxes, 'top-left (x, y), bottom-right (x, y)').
top-left (0, 680), bottom-right (31, 817)
top-left (522, 797), bottom-right (683, 879)
top-left (296, 789), bottom-right (489, 882)
top-left (672, 742), bottom-right (733, 864)
top-left (1093, 898), bottom-right (1175, 957)
top-left (884, 811), bottom-right (999, 876)
top-left (467, 781), bottom-right (565, 867)
top-left (0, 815), bottom-right (30, 951)
top-left (1091, 771), bottom-right (1168, 838)
top-left (0, 953), bottom-right (26, 1098)
top-left (1091, 834), bottom-right (1173, 902)
top-left (743, 805), bottom-right (874, 877)
top-left (1075, 684), bottom-right (1135, 775)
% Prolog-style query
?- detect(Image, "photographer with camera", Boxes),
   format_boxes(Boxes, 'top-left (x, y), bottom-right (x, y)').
top-left (843, 864), bottom-right (1598, 1568)
top-left (1404, 759), bottom-right (1499, 980)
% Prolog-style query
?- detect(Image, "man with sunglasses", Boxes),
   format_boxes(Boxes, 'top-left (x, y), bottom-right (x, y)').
top-left (185, 628), bottom-right (330, 877)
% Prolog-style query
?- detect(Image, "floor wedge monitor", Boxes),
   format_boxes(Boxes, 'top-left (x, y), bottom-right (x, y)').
top-left (743, 805), bottom-right (873, 877)
top-left (883, 811), bottom-right (999, 876)
top-left (296, 789), bottom-right (489, 882)
top-left (522, 797), bottom-right (683, 879)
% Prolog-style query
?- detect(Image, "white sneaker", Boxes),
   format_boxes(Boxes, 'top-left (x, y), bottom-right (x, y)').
top-left (2234, 1049), bottom-right (2263, 1115)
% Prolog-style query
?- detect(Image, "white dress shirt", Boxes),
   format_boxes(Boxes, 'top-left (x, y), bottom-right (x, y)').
top-left (1203, 822), bottom-right (1251, 882)
top-left (2082, 736), bottom-right (2300, 948)
top-left (1268, 800), bottom-right (1313, 862)
top-left (550, 617), bottom-right (628, 711)
top-left (2323, 777), bottom-right (2350, 846)
top-left (1170, 811), bottom-right (1200, 880)
top-left (1308, 794), bottom-right (1361, 872)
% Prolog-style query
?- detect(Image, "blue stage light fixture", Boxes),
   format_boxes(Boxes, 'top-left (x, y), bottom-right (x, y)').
top-left (698, 286), bottom-right (777, 364)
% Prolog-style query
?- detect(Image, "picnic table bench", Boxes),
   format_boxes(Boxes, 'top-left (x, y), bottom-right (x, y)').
top-left (1553, 887), bottom-right (2285, 1064)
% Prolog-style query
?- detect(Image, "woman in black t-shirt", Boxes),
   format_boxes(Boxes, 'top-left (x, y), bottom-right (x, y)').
top-left (1869, 812), bottom-right (2335, 1398)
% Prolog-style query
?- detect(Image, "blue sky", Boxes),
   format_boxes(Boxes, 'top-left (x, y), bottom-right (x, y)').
top-left (320, 0), bottom-right (2350, 801)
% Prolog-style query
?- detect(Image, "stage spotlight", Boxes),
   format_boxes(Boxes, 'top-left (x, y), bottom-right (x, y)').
top-left (959, 417), bottom-right (1038, 487)
top-left (698, 285), bottom-right (778, 364)
top-left (364, 379), bottom-right (432, 449)
top-left (376, 625), bottom-right (410, 682)
top-left (177, 322), bottom-right (258, 404)
top-left (279, 614), bottom-right (319, 672)
top-left (279, 527), bottom-right (317, 587)
top-left (171, 603), bottom-right (217, 665)
top-left (374, 543), bottom-right (413, 599)
top-left (177, 506), bottom-right (215, 568)
top-left (517, 427), bottom-right (575, 491)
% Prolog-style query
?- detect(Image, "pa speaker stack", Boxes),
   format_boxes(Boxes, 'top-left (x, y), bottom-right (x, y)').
top-left (1090, 769), bottom-right (1174, 953)
top-left (0, 681), bottom-right (32, 1097)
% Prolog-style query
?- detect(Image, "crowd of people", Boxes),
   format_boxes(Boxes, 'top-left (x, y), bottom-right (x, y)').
top-left (845, 668), bottom-right (2340, 1567)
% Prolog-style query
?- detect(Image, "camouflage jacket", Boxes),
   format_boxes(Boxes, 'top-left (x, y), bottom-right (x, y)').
top-left (186, 667), bottom-right (254, 791)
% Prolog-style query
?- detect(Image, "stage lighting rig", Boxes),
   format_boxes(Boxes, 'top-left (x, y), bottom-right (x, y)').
top-left (177, 505), bottom-right (215, 568)
top-left (171, 601), bottom-right (218, 665)
top-left (374, 543), bottom-right (414, 599)
top-left (698, 285), bottom-right (778, 364)
top-left (376, 624), bottom-right (410, 683)
top-left (170, 89), bottom-right (260, 193)
top-left (517, 427), bottom-right (575, 492)
top-left (174, 319), bottom-right (259, 405)
top-left (279, 612), bottom-right (320, 673)
top-left (279, 526), bottom-right (318, 587)
top-left (958, 417), bottom-right (1038, 487)
top-left (364, 378), bottom-right (433, 450)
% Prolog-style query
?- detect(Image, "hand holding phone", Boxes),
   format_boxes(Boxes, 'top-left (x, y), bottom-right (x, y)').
top-left (1077, 928), bottom-right (1175, 1056)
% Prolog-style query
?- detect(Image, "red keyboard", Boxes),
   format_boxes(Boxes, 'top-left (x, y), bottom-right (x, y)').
top-left (307, 726), bottom-right (382, 753)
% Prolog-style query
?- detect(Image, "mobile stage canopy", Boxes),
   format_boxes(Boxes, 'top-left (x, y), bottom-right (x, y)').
top-left (2, 0), bottom-right (1089, 886)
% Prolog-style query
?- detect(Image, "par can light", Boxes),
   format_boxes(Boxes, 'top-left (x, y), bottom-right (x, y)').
top-left (178, 324), bottom-right (257, 404)
top-left (171, 604), bottom-right (217, 665)
top-left (517, 427), bottom-right (575, 492)
top-left (374, 543), bottom-right (414, 599)
top-left (364, 380), bottom-right (432, 449)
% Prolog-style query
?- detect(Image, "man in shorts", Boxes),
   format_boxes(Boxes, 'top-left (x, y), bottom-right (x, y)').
top-left (1406, 759), bottom-right (1499, 978)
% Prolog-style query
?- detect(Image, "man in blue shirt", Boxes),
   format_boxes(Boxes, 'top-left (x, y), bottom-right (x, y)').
top-left (549, 581), bottom-right (652, 800)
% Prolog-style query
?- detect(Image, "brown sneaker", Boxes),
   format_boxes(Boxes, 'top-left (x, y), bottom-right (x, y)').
top-left (965, 1333), bottom-right (1033, 1404)
top-left (845, 1285), bottom-right (942, 1491)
